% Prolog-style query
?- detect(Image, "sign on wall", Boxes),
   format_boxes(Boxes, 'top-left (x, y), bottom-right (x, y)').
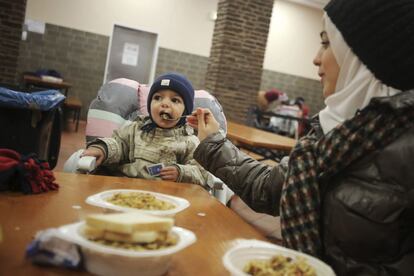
top-left (104, 24), bottom-right (159, 84)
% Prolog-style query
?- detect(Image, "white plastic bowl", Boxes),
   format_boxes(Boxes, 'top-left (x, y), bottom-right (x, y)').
top-left (85, 189), bottom-right (190, 217)
top-left (222, 239), bottom-right (336, 276)
top-left (57, 222), bottom-right (196, 276)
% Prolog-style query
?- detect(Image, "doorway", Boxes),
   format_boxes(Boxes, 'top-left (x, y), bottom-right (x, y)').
top-left (104, 24), bottom-right (159, 84)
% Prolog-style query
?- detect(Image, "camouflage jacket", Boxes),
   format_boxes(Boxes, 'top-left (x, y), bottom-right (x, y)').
top-left (90, 116), bottom-right (211, 188)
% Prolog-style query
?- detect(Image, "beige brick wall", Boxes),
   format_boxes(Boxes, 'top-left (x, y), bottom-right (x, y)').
top-left (18, 24), bottom-right (109, 119)
top-left (205, 0), bottom-right (274, 123)
top-left (16, 22), bottom-right (324, 120)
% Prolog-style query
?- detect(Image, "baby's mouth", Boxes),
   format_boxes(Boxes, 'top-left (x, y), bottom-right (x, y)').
top-left (160, 112), bottom-right (173, 120)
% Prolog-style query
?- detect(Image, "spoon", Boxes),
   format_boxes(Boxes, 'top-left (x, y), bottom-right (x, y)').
top-left (161, 111), bottom-right (211, 121)
top-left (161, 114), bottom-right (186, 121)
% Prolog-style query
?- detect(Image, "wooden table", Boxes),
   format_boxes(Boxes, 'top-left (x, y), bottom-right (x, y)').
top-left (23, 75), bottom-right (72, 97)
top-left (0, 172), bottom-right (268, 275)
top-left (226, 121), bottom-right (296, 161)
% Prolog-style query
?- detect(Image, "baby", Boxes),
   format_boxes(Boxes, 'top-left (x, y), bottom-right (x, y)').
top-left (82, 72), bottom-right (211, 188)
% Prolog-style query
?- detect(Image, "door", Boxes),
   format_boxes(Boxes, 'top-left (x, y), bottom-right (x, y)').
top-left (104, 24), bottom-right (159, 84)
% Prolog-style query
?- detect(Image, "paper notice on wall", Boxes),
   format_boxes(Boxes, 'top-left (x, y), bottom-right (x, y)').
top-left (25, 19), bottom-right (45, 34)
top-left (121, 43), bottom-right (139, 66)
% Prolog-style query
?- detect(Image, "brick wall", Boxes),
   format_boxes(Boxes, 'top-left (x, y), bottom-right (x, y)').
top-left (18, 24), bottom-right (109, 119)
top-left (205, 0), bottom-right (274, 123)
top-left (155, 48), bottom-right (208, 90)
top-left (261, 69), bottom-right (324, 116)
top-left (0, 0), bottom-right (26, 84)
top-left (157, 49), bottom-right (325, 116)
top-left (17, 23), bottom-right (324, 120)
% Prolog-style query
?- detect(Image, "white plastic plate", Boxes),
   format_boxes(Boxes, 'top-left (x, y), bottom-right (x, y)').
top-left (222, 239), bottom-right (336, 276)
top-left (85, 189), bottom-right (190, 217)
top-left (57, 221), bottom-right (196, 257)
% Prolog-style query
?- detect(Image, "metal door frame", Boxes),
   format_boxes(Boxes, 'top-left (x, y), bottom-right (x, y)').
top-left (103, 23), bottom-right (159, 84)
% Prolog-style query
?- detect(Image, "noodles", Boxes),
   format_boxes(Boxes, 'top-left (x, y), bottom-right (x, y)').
top-left (244, 255), bottom-right (316, 276)
top-left (106, 192), bottom-right (175, 210)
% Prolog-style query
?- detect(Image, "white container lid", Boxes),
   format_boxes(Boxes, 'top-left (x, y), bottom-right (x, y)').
top-left (57, 222), bottom-right (196, 276)
top-left (85, 189), bottom-right (190, 217)
top-left (57, 221), bottom-right (196, 258)
top-left (222, 239), bottom-right (336, 276)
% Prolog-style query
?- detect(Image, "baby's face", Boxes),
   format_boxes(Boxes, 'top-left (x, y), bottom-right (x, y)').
top-left (150, 89), bottom-right (185, 128)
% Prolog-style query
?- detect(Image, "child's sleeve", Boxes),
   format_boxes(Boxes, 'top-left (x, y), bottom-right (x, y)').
top-left (174, 136), bottom-right (214, 190)
top-left (89, 122), bottom-right (136, 165)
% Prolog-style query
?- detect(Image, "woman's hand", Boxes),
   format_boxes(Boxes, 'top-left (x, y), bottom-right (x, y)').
top-left (81, 147), bottom-right (105, 166)
top-left (187, 108), bottom-right (220, 141)
top-left (160, 166), bottom-right (179, 182)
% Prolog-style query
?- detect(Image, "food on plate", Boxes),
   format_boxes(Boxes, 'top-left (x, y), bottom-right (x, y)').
top-left (106, 192), bottom-right (175, 210)
top-left (243, 255), bottom-right (316, 276)
top-left (82, 212), bottom-right (177, 250)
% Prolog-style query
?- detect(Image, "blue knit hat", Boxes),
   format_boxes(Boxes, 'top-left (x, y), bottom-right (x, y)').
top-left (147, 73), bottom-right (195, 125)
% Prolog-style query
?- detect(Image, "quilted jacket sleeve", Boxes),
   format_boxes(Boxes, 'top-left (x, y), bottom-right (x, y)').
top-left (174, 135), bottom-right (213, 190)
top-left (91, 121), bottom-right (138, 165)
top-left (193, 132), bottom-right (287, 216)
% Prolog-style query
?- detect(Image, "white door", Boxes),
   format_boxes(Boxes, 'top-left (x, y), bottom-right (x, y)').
top-left (104, 24), bottom-right (158, 84)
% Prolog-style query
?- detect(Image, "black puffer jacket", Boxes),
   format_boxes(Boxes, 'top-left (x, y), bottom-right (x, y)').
top-left (194, 92), bottom-right (414, 276)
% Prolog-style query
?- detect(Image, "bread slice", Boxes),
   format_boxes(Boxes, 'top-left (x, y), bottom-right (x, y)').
top-left (82, 225), bottom-right (162, 243)
top-left (85, 212), bottom-right (174, 235)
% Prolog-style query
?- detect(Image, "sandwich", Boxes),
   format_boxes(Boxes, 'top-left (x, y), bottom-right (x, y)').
top-left (82, 212), bottom-right (177, 249)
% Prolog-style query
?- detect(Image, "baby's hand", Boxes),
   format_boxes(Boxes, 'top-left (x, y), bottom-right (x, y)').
top-left (81, 147), bottom-right (105, 166)
top-left (159, 166), bottom-right (179, 182)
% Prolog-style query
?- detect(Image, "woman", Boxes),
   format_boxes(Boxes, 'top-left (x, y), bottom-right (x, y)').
top-left (188, 0), bottom-right (414, 275)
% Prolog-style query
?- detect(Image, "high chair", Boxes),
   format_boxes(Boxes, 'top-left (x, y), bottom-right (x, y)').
top-left (63, 78), bottom-right (231, 201)
top-left (84, 78), bottom-right (227, 142)
top-left (63, 78), bottom-right (281, 239)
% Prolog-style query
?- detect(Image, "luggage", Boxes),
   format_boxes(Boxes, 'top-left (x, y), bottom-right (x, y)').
top-left (0, 86), bottom-right (65, 169)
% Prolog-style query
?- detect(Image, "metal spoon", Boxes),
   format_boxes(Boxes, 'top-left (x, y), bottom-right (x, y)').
top-left (161, 114), bottom-right (186, 121)
top-left (161, 111), bottom-right (211, 121)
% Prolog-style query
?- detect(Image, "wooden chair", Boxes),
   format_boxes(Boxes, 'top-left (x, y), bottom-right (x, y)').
top-left (63, 96), bottom-right (82, 132)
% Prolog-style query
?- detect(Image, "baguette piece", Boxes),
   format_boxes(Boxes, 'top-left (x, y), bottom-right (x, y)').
top-left (85, 212), bottom-right (174, 235)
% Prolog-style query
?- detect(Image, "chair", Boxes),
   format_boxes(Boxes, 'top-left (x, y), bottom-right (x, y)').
top-left (248, 105), bottom-right (311, 139)
top-left (63, 96), bottom-right (82, 132)
top-left (85, 78), bottom-right (227, 143)
top-left (64, 78), bottom-right (281, 239)
top-left (65, 78), bottom-right (231, 200)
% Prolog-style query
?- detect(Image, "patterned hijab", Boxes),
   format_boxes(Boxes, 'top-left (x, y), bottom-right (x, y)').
top-left (279, 13), bottom-right (413, 256)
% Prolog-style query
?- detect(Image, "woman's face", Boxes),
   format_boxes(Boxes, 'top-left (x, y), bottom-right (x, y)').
top-left (150, 89), bottom-right (185, 128)
top-left (313, 31), bottom-right (340, 99)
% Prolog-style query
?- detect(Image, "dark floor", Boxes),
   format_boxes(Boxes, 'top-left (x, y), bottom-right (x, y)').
top-left (54, 120), bottom-right (87, 172)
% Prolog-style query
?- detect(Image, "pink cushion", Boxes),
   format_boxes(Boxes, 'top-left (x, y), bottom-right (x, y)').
top-left (86, 78), bottom-right (227, 142)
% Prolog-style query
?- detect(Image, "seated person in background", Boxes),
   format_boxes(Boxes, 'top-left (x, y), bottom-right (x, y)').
top-left (257, 88), bottom-right (288, 112)
top-left (82, 72), bottom-right (211, 189)
top-left (257, 89), bottom-right (301, 137)
top-left (293, 97), bottom-right (310, 136)
top-left (293, 97), bottom-right (309, 118)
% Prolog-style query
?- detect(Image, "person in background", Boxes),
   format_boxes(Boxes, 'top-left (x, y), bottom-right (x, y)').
top-left (257, 89), bottom-right (297, 137)
top-left (257, 88), bottom-right (288, 112)
top-left (294, 97), bottom-right (310, 136)
top-left (188, 0), bottom-right (414, 275)
top-left (82, 72), bottom-right (211, 189)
